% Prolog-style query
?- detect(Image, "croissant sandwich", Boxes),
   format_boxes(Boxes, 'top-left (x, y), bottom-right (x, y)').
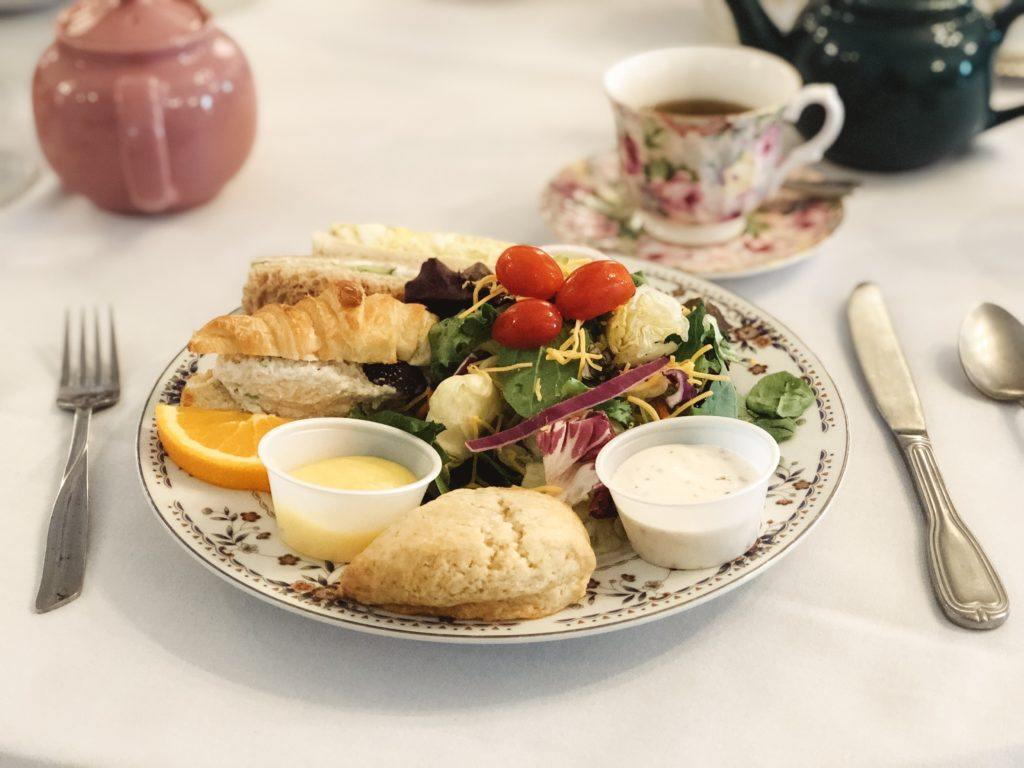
top-left (242, 223), bottom-right (511, 312)
top-left (182, 286), bottom-right (438, 419)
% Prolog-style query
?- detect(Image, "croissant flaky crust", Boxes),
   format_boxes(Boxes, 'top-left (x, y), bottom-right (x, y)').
top-left (189, 287), bottom-right (437, 365)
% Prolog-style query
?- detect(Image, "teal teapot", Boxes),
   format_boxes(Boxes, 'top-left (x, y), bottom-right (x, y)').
top-left (722, 0), bottom-right (1024, 170)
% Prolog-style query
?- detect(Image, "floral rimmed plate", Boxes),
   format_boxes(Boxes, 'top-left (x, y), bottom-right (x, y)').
top-left (541, 151), bottom-right (845, 280)
top-left (136, 260), bottom-right (848, 644)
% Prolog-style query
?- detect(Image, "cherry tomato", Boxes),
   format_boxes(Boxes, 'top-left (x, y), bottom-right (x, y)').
top-left (492, 299), bottom-right (564, 349)
top-left (495, 245), bottom-right (564, 299)
top-left (555, 260), bottom-right (636, 320)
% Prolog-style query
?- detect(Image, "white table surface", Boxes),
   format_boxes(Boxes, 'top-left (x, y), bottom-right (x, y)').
top-left (2, 1), bottom-right (1023, 765)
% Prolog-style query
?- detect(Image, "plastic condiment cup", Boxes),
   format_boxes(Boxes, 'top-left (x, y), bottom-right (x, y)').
top-left (595, 415), bottom-right (780, 570)
top-left (257, 418), bottom-right (442, 563)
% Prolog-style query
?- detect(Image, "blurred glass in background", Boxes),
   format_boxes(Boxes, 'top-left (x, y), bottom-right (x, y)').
top-left (0, 0), bottom-right (55, 206)
top-left (0, 77), bottom-right (40, 207)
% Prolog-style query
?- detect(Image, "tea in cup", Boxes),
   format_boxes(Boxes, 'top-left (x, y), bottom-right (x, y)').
top-left (604, 46), bottom-right (844, 245)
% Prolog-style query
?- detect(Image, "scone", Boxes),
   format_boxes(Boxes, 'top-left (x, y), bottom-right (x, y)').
top-left (339, 488), bottom-right (596, 621)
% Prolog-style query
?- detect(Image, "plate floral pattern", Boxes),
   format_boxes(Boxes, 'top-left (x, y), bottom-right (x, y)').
top-left (136, 261), bottom-right (848, 643)
top-left (541, 151), bottom-right (844, 279)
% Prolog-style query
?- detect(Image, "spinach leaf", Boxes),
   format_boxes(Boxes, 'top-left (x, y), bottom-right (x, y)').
top-left (347, 408), bottom-right (450, 465)
top-left (737, 374), bottom-right (806, 442)
top-left (745, 371), bottom-right (815, 419)
top-left (693, 380), bottom-right (739, 418)
top-left (630, 271), bottom-right (648, 288)
top-left (597, 397), bottom-right (635, 428)
top-left (675, 299), bottom-right (728, 375)
top-left (441, 450), bottom-right (522, 495)
top-left (558, 377), bottom-right (588, 399)
top-left (495, 330), bottom-right (577, 418)
top-left (556, 378), bottom-right (634, 428)
top-left (427, 303), bottom-right (499, 379)
top-left (749, 416), bottom-right (797, 442)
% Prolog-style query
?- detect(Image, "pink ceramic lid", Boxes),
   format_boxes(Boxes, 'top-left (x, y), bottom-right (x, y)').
top-left (57, 0), bottom-right (211, 54)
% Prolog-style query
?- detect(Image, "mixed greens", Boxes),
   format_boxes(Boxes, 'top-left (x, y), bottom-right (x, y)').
top-left (350, 251), bottom-right (816, 549)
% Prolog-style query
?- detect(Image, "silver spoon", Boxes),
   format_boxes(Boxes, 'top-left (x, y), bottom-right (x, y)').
top-left (782, 177), bottom-right (860, 199)
top-left (958, 303), bottom-right (1024, 405)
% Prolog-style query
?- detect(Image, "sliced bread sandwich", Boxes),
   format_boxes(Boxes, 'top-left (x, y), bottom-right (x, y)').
top-left (242, 223), bottom-right (510, 312)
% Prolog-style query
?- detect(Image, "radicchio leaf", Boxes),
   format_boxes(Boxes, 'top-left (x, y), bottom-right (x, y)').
top-left (536, 412), bottom-right (614, 506)
top-left (663, 368), bottom-right (699, 410)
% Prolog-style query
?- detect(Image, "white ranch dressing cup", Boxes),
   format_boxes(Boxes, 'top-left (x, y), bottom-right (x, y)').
top-left (595, 415), bottom-right (780, 570)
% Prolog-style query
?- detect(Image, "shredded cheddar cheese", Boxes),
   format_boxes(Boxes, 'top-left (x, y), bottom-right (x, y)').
top-left (668, 389), bottom-right (714, 417)
top-left (469, 361), bottom-right (534, 375)
top-left (399, 389), bottom-right (430, 413)
top-left (690, 343), bottom-right (713, 360)
top-left (534, 376), bottom-right (543, 402)
top-left (665, 342), bottom-right (729, 388)
top-left (544, 320), bottom-right (603, 379)
top-left (627, 395), bottom-right (661, 423)
top-left (459, 274), bottom-right (506, 318)
top-left (472, 273), bottom-right (498, 304)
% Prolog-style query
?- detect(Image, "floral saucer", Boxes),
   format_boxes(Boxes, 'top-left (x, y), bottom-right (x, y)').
top-left (541, 150), bottom-right (845, 279)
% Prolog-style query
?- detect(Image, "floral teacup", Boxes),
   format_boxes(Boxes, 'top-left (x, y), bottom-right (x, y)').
top-left (604, 46), bottom-right (844, 246)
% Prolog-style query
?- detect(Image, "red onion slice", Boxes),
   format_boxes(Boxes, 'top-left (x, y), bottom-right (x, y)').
top-left (466, 356), bottom-right (669, 452)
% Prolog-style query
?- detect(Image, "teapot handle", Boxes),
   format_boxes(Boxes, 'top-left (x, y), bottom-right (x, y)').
top-left (770, 83), bottom-right (845, 194)
top-left (988, 0), bottom-right (1024, 127)
top-left (994, 0), bottom-right (1024, 34)
top-left (114, 75), bottom-right (178, 213)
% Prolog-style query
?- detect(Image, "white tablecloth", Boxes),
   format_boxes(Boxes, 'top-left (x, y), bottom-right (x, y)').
top-left (2, 1), bottom-right (1023, 765)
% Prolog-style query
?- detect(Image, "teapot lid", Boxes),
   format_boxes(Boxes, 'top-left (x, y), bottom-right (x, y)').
top-left (57, 0), bottom-right (211, 54)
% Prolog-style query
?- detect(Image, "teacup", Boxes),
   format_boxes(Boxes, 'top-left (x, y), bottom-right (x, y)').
top-left (604, 46), bottom-right (844, 246)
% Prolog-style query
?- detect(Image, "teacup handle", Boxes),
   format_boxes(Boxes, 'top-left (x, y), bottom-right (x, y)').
top-left (770, 83), bottom-right (845, 193)
top-left (114, 75), bottom-right (179, 213)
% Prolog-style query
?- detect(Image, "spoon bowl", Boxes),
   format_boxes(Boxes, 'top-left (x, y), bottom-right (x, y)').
top-left (958, 303), bottom-right (1024, 403)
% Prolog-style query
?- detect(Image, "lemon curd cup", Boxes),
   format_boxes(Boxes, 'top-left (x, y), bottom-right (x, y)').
top-left (257, 418), bottom-right (442, 563)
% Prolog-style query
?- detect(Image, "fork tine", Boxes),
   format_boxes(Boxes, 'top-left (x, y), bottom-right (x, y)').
top-left (107, 306), bottom-right (120, 390)
top-left (93, 308), bottom-right (103, 385)
top-left (59, 309), bottom-right (71, 387)
top-left (78, 308), bottom-right (88, 385)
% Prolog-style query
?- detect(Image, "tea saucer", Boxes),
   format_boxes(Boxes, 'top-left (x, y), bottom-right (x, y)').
top-left (540, 150), bottom-right (845, 280)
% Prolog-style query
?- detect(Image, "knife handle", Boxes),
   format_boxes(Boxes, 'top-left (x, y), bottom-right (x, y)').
top-left (897, 433), bottom-right (1008, 629)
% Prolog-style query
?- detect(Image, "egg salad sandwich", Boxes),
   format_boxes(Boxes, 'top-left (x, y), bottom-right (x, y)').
top-left (242, 223), bottom-right (511, 312)
top-left (182, 286), bottom-right (437, 419)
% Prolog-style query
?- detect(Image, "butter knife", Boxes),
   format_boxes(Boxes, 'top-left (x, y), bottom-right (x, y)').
top-left (848, 283), bottom-right (1008, 629)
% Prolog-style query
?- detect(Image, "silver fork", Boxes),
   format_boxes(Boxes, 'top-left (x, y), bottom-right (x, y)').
top-left (35, 308), bottom-right (120, 613)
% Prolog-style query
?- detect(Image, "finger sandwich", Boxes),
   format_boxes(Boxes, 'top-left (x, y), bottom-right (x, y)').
top-left (242, 223), bottom-right (510, 312)
top-left (183, 286), bottom-right (436, 419)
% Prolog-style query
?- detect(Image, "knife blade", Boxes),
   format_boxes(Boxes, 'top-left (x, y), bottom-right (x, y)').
top-left (847, 282), bottom-right (927, 434)
top-left (846, 281), bottom-right (1008, 630)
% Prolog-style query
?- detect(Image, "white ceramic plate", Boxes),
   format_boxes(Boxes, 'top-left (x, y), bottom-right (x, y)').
top-left (136, 260), bottom-right (849, 643)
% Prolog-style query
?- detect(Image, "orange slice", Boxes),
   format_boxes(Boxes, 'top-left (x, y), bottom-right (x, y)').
top-left (155, 404), bottom-right (291, 491)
